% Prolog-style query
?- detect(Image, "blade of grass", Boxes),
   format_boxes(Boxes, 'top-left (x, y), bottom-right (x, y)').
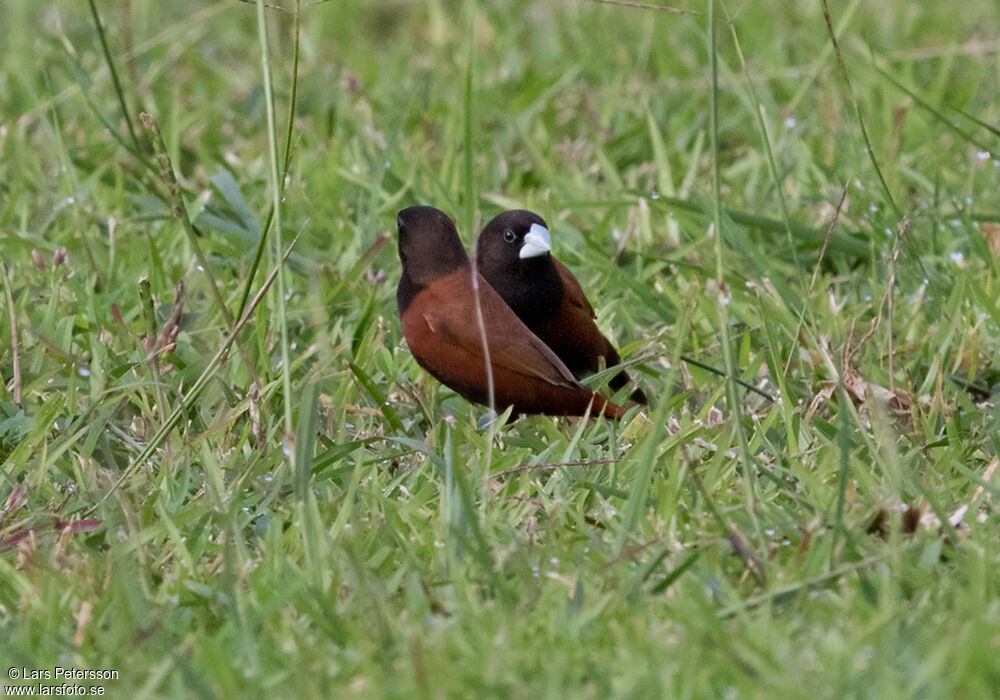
top-left (831, 382), bottom-right (852, 567)
top-left (137, 276), bottom-right (168, 426)
top-left (588, 192), bottom-right (871, 257)
top-left (236, 0), bottom-right (303, 320)
top-left (949, 104), bottom-right (1000, 140)
top-left (869, 59), bottom-right (991, 153)
top-left (55, 35), bottom-right (159, 180)
top-left (708, 0), bottom-right (762, 546)
top-left (294, 381), bottom-right (319, 501)
top-left (348, 362), bottom-right (406, 434)
top-left (466, 23), bottom-right (495, 419)
top-left (86, 0), bottom-right (140, 152)
top-left (1, 264), bottom-right (22, 406)
top-left (588, 0), bottom-right (699, 13)
top-left (462, 3), bottom-right (500, 509)
top-left (718, 553), bottom-right (887, 617)
top-left (649, 550), bottom-right (701, 594)
top-left (819, 0), bottom-right (902, 221)
top-left (786, 0), bottom-right (862, 113)
top-left (678, 354), bottom-right (774, 402)
top-left (254, 0), bottom-right (293, 448)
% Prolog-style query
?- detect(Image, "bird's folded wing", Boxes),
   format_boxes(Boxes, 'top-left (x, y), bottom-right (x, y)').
top-left (420, 284), bottom-right (580, 388)
top-left (555, 259), bottom-right (596, 319)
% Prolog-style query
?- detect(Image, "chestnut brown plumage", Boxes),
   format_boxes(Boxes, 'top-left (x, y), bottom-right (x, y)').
top-left (395, 205), bottom-right (625, 419)
top-left (476, 210), bottom-right (646, 404)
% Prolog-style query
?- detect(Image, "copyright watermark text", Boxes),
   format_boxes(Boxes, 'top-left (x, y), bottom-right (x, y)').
top-left (3, 668), bottom-right (117, 696)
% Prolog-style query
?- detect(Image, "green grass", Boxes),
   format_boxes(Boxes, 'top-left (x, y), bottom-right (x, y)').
top-left (2, 0), bottom-right (1000, 696)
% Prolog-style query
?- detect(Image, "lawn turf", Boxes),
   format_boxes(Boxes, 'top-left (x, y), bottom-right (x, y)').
top-left (2, 0), bottom-right (1000, 697)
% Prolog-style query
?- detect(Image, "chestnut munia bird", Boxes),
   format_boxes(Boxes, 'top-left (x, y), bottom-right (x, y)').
top-left (395, 205), bottom-right (625, 419)
top-left (475, 210), bottom-right (647, 404)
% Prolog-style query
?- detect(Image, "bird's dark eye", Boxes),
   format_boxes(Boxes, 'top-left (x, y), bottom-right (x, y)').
top-left (503, 229), bottom-right (516, 243)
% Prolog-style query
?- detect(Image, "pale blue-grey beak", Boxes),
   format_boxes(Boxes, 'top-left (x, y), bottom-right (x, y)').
top-left (519, 223), bottom-right (552, 259)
